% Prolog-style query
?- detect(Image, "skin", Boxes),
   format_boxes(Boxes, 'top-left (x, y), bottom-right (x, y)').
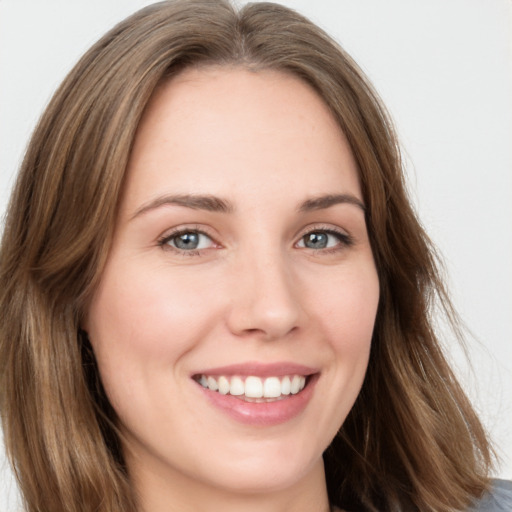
top-left (85, 67), bottom-right (380, 512)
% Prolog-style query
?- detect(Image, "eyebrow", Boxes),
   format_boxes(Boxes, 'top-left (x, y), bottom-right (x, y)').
top-left (131, 194), bottom-right (234, 219)
top-left (298, 194), bottom-right (366, 213)
top-left (131, 192), bottom-right (365, 220)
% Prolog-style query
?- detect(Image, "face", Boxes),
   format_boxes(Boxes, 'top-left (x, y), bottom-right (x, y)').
top-left (85, 68), bottom-right (379, 504)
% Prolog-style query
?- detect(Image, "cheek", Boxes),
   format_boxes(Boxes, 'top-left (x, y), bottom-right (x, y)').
top-left (289, 264), bottom-right (378, 448)
top-left (85, 260), bottom-right (219, 386)
top-left (312, 263), bottom-right (379, 407)
top-left (316, 263), bottom-right (379, 346)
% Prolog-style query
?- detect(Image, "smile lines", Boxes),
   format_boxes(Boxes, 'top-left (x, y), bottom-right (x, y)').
top-left (195, 374), bottom-right (307, 400)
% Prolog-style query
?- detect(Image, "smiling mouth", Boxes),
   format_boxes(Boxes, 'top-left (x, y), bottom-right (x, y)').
top-left (193, 374), bottom-right (309, 402)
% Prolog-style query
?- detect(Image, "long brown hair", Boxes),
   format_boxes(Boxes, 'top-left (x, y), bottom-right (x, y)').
top-left (0, 1), bottom-right (492, 510)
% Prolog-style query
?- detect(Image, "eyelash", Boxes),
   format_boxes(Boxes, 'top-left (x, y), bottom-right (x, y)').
top-left (157, 225), bottom-right (354, 257)
top-left (157, 226), bottom-right (216, 257)
top-left (299, 226), bottom-right (354, 254)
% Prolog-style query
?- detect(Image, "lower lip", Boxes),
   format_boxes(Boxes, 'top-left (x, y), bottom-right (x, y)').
top-left (195, 375), bottom-right (319, 426)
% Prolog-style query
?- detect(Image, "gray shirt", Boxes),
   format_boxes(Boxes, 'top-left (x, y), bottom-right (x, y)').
top-left (332, 480), bottom-right (512, 511)
top-left (469, 479), bottom-right (512, 511)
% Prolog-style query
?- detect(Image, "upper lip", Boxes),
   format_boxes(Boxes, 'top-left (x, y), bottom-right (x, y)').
top-left (192, 361), bottom-right (319, 378)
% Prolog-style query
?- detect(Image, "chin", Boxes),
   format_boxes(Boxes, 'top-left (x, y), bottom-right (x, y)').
top-left (190, 439), bottom-right (325, 495)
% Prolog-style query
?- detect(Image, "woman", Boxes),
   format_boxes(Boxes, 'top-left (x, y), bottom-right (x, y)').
top-left (0, 1), bottom-right (510, 511)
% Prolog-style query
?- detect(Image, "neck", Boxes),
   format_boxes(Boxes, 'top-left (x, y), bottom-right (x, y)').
top-left (129, 452), bottom-right (331, 512)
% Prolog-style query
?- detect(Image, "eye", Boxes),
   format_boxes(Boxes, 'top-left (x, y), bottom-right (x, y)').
top-left (159, 230), bottom-right (215, 252)
top-left (296, 229), bottom-right (352, 251)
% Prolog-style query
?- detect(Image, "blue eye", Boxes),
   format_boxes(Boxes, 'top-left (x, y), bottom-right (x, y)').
top-left (161, 230), bottom-right (214, 251)
top-left (297, 230), bottom-right (351, 250)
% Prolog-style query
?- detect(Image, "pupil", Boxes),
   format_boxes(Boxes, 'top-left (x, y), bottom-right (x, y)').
top-left (175, 233), bottom-right (199, 250)
top-left (305, 232), bottom-right (327, 249)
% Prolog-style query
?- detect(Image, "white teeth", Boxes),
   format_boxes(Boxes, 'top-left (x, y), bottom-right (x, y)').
top-left (218, 376), bottom-right (230, 395)
top-left (290, 375), bottom-right (301, 394)
top-left (281, 376), bottom-right (291, 395)
top-left (245, 376), bottom-right (263, 398)
top-left (197, 374), bottom-right (308, 399)
top-left (230, 376), bottom-right (244, 396)
top-left (207, 376), bottom-right (218, 391)
top-left (263, 377), bottom-right (281, 398)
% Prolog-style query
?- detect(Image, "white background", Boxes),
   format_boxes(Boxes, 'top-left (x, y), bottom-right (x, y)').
top-left (1, 0), bottom-right (511, 509)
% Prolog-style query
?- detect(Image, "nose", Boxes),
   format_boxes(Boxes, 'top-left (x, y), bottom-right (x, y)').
top-left (226, 249), bottom-right (303, 341)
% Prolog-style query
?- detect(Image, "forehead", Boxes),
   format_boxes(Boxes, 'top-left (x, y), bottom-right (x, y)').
top-left (122, 66), bottom-right (361, 213)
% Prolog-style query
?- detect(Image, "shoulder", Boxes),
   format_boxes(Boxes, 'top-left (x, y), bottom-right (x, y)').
top-left (468, 479), bottom-right (512, 511)
top-left (331, 480), bottom-right (512, 512)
